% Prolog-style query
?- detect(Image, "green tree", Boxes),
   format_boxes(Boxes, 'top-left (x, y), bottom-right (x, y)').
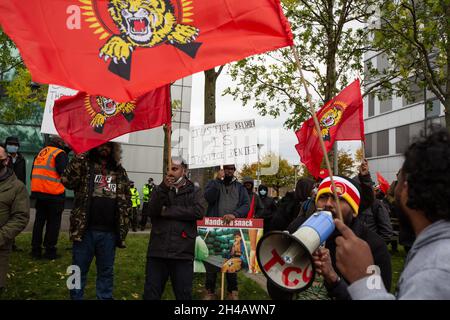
top-left (299, 149), bottom-right (356, 178)
top-left (225, 0), bottom-right (379, 130)
top-left (239, 154), bottom-right (296, 196)
top-left (195, 67), bottom-right (225, 188)
top-left (355, 146), bottom-right (364, 164)
top-left (0, 28), bottom-right (47, 123)
top-left (369, 0), bottom-right (450, 130)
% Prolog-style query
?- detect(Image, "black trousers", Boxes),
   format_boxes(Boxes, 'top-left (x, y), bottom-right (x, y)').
top-left (31, 199), bottom-right (64, 254)
top-left (143, 257), bottom-right (193, 300)
top-left (140, 202), bottom-right (149, 227)
top-left (205, 271), bottom-right (238, 293)
top-left (130, 207), bottom-right (138, 230)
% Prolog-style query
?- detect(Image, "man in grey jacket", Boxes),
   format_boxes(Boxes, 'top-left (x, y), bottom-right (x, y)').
top-left (203, 164), bottom-right (250, 300)
top-left (334, 129), bottom-right (450, 299)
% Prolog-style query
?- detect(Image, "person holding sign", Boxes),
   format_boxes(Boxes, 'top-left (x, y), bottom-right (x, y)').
top-left (203, 164), bottom-right (250, 300)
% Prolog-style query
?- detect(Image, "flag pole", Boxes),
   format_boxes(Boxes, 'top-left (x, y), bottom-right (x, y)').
top-left (361, 140), bottom-right (366, 163)
top-left (167, 88), bottom-right (173, 171)
top-left (167, 125), bottom-right (172, 169)
top-left (290, 46), bottom-right (344, 222)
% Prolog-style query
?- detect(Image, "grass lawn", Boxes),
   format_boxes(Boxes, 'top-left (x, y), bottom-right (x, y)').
top-left (2, 233), bottom-right (406, 300)
top-left (2, 232), bottom-right (269, 300)
top-left (389, 245), bottom-right (407, 293)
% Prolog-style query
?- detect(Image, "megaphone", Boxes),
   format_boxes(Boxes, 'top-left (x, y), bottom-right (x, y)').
top-left (256, 211), bottom-right (335, 292)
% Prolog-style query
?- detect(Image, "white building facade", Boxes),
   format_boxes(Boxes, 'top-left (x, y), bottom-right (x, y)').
top-left (363, 52), bottom-right (446, 182)
top-left (121, 76), bottom-right (192, 190)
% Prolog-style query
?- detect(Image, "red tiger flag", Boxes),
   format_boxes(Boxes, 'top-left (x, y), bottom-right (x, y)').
top-left (53, 85), bottom-right (171, 154)
top-left (0, 0), bottom-right (293, 102)
top-left (295, 80), bottom-right (364, 178)
top-left (376, 172), bottom-right (390, 195)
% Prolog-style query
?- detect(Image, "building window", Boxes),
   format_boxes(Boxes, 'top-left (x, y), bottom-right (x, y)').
top-left (368, 94), bottom-right (375, 117)
top-left (379, 95), bottom-right (392, 114)
top-left (365, 130), bottom-right (389, 157)
top-left (403, 82), bottom-right (424, 106)
top-left (377, 54), bottom-right (389, 73)
top-left (377, 130), bottom-right (389, 156)
top-left (365, 133), bottom-right (373, 158)
top-left (396, 122), bottom-right (425, 154)
top-left (426, 99), bottom-right (441, 118)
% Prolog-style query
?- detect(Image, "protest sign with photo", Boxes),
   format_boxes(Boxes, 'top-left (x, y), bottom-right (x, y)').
top-left (194, 217), bottom-right (264, 274)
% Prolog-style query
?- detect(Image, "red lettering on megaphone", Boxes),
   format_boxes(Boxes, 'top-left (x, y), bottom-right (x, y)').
top-left (303, 264), bottom-right (313, 284)
top-left (263, 249), bottom-right (285, 272)
top-left (282, 267), bottom-right (302, 287)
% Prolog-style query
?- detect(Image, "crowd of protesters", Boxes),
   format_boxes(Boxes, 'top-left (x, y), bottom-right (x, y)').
top-left (0, 128), bottom-right (449, 300)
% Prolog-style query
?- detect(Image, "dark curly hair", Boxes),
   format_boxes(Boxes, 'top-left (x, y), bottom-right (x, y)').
top-left (403, 128), bottom-right (450, 222)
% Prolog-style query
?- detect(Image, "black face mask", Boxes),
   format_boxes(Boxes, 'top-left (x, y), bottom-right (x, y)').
top-left (223, 175), bottom-right (233, 184)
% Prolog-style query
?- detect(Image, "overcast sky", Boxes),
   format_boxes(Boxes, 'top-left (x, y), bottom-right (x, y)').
top-left (189, 69), bottom-right (362, 166)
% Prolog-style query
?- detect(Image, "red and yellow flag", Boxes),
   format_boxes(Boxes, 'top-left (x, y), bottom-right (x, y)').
top-left (295, 80), bottom-right (364, 178)
top-left (53, 85), bottom-right (171, 154)
top-left (0, 0), bottom-right (293, 102)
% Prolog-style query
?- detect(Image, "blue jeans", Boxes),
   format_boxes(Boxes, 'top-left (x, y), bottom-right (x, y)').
top-left (70, 230), bottom-right (117, 300)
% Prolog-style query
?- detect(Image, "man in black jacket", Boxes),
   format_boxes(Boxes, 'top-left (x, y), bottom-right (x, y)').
top-left (5, 137), bottom-right (26, 185)
top-left (242, 176), bottom-right (264, 218)
top-left (5, 137), bottom-right (27, 252)
top-left (269, 178), bottom-right (315, 232)
top-left (355, 160), bottom-right (393, 243)
top-left (257, 184), bottom-right (277, 234)
top-left (143, 156), bottom-right (206, 300)
top-left (268, 175), bottom-right (391, 300)
top-left (311, 176), bottom-right (391, 300)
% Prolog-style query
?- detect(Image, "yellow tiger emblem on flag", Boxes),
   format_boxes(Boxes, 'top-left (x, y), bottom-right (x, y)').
top-left (99, 0), bottom-right (199, 63)
top-left (320, 106), bottom-right (343, 141)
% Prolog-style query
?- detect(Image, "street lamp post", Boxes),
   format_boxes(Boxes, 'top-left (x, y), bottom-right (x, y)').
top-left (257, 143), bottom-right (264, 189)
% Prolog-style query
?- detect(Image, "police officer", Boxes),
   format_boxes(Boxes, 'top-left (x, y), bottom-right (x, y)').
top-left (130, 181), bottom-right (140, 232)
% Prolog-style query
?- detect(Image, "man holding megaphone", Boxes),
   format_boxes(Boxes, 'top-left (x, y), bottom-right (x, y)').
top-left (311, 176), bottom-right (391, 299)
top-left (334, 129), bottom-right (450, 300)
top-left (262, 175), bottom-right (392, 300)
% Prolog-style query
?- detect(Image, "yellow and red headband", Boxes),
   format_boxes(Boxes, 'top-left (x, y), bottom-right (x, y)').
top-left (315, 176), bottom-right (361, 215)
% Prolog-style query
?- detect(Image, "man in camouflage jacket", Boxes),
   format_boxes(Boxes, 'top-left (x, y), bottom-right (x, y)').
top-left (61, 142), bottom-right (131, 300)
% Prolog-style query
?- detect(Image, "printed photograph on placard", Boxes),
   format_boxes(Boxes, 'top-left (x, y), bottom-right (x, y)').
top-left (194, 218), bottom-right (264, 274)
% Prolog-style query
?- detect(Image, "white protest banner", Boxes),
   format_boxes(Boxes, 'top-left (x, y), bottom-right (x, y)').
top-left (189, 119), bottom-right (258, 169)
top-left (41, 85), bottom-right (129, 143)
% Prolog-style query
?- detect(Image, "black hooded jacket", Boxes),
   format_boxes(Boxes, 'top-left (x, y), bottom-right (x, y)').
top-left (257, 185), bottom-right (277, 233)
top-left (269, 178), bottom-right (315, 231)
top-left (7, 152), bottom-right (26, 185)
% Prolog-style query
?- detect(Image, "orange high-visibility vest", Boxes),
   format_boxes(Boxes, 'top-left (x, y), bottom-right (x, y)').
top-left (31, 146), bottom-right (65, 195)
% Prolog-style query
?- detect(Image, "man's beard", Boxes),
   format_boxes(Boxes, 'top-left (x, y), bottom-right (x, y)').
top-left (329, 213), bottom-right (353, 239)
top-left (223, 175), bottom-right (233, 184)
top-left (397, 206), bottom-right (415, 237)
